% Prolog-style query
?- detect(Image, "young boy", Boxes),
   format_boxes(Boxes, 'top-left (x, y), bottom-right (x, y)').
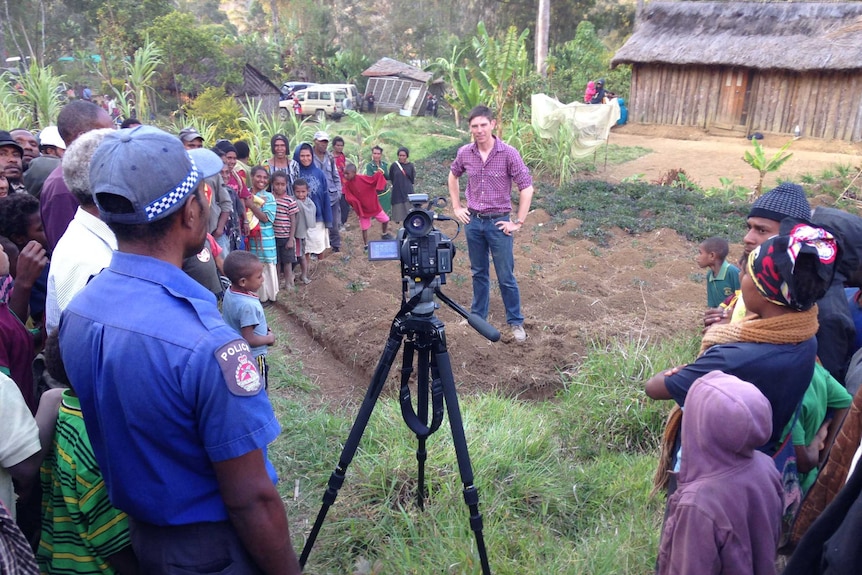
top-left (271, 172), bottom-right (298, 288)
top-left (292, 179), bottom-right (313, 285)
top-left (656, 371), bottom-right (783, 575)
top-left (343, 163), bottom-right (391, 249)
top-left (222, 251), bottom-right (276, 387)
top-left (696, 236), bottom-right (740, 309)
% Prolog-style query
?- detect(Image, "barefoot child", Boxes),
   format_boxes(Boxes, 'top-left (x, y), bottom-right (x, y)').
top-left (271, 172), bottom-right (298, 288)
top-left (292, 179), bottom-right (314, 285)
top-left (342, 163), bottom-right (391, 248)
top-left (222, 251), bottom-right (275, 387)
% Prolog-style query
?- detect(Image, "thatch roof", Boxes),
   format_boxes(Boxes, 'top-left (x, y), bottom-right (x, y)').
top-left (612, 2), bottom-right (862, 71)
top-left (362, 57), bottom-right (432, 82)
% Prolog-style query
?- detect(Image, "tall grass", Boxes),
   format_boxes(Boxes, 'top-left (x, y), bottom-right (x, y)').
top-left (0, 72), bottom-right (30, 128)
top-left (265, 313), bottom-right (698, 574)
top-left (17, 63), bottom-right (65, 127)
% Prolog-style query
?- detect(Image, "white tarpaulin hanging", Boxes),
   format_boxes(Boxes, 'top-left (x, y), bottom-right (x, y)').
top-left (531, 94), bottom-right (621, 158)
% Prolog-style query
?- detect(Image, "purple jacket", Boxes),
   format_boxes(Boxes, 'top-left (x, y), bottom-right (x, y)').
top-left (657, 371), bottom-right (783, 575)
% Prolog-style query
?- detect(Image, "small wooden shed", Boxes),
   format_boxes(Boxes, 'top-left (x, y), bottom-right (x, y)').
top-left (236, 64), bottom-right (282, 116)
top-left (611, 2), bottom-right (862, 141)
top-left (362, 58), bottom-right (432, 116)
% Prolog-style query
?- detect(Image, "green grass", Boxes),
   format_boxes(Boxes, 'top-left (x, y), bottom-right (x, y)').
top-left (264, 320), bottom-right (701, 574)
top-left (385, 116), bottom-right (464, 162)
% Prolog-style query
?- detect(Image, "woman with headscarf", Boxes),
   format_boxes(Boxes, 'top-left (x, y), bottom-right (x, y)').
top-left (293, 143), bottom-right (332, 257)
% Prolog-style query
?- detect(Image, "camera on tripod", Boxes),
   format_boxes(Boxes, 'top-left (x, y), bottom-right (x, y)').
top-left (368, 194), bottom-right (455, 279)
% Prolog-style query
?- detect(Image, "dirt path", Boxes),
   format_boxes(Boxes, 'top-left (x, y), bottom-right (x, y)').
top-left (272, 301), bottom-right (367, 410)
top-left (603, 125), bottom-right (861, 190)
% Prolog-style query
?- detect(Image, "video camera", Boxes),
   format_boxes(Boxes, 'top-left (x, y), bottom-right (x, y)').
top-left (368, 194), bottom-right (455, 279)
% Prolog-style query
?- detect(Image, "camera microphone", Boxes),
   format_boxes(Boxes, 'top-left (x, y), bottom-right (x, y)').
top-left (466, 314), bottom-right (501, 342)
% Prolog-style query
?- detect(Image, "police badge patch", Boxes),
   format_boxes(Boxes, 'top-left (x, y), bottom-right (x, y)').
top-left (215, 339), bottom-right (263, 396)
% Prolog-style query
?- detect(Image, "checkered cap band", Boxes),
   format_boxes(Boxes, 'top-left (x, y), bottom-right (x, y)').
top-left (144, 156), bottom-right (200, 221)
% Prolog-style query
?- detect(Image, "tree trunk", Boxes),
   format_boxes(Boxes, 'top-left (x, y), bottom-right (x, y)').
top-left (535, 0), bottom-right (550, 77)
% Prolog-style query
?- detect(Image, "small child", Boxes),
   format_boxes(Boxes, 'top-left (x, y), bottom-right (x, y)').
top-left (292, 179), bottom-right (314, 285)
top-left (343, 163), bottom-right (391, 248)
top-left (696, 236), bottom-right (740, 309)
top-left (271, 172), bottom-right (298, 288)
top-left (38, 330), bottom-right (137, 574)
top-left (656, 371), bottom-right (783, 574)
top-left (222, 251), bottom-right (276, 387)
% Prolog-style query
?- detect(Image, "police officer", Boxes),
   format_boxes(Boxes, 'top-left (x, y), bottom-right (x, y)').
top-left (59, 126), bottom-right (301, 574)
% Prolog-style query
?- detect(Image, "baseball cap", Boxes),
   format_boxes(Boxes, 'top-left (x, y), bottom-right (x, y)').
top-left (90, 126), bottom-right (223, 225)
top-left (313, 130), bottom-right (330, 141)
top-left (178, 127), bottom-right (204, 144)
top-left (0, 130), bottom-right (23, 156)
top-left (38, 126), bottom-right (66, 150)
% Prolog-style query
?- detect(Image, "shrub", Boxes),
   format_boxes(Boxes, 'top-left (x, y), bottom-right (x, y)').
top-left (185, 86), bottom-right (244, 141)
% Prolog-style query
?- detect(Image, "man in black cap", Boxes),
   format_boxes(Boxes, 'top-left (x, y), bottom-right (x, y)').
top-left (59, 126), bottom-right (301, 574)
top-left (0, 131), bottom-right (25, 194)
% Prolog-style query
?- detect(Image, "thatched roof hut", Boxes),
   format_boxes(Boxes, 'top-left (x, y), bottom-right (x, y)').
top-left (362, 57), bottom-right (431, 115)
top-left (612, 2), bottom-right (862, 141)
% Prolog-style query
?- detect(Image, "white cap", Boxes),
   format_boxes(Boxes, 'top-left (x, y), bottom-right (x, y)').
top-left (39, 126), bottom-right (66, 149)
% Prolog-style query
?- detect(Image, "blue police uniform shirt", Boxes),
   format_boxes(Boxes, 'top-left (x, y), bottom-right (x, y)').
top-left (665, 339), bottom-right (816, 453)
top-left (59, 251), bottom-right (281, 526)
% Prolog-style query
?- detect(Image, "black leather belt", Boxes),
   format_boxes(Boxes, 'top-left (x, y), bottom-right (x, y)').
top-left (468, 209), bottom-right (508, 219)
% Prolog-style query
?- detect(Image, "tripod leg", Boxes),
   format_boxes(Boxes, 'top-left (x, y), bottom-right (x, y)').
top-left (299, 327), bottom-right (404, 568)
top-left (434, 341), bottom-right (492, 575)
top-left (416, 347), bottom-right (430, 510)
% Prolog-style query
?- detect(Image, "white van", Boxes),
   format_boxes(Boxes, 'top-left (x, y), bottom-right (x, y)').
top-left (283, 84), bottom-right (360, 120)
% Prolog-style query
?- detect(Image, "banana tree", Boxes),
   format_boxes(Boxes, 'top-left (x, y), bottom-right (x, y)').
top-left (743, 139), bottom-right (793, 196)
top-left (447, 68), bottom-right (484, 128)
top-left (471, 22), bottom-right (529, 130)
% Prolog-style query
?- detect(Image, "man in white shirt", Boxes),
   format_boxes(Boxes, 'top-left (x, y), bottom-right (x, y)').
top-left (45, 129), bottom-right (117, 334)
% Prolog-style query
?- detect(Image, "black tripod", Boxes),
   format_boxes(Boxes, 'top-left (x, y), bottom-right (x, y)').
top-left (299, 276), bottom-right (500, 574)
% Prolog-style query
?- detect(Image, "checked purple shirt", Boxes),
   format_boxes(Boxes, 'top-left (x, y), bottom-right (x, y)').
top-left (450, 137), bottom-right (532, 213)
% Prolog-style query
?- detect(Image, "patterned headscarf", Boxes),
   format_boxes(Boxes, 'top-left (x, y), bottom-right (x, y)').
top-left (747, 223), bottom-right (837, 310)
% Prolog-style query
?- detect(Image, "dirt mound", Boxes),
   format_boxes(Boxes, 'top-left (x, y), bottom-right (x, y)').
top-left (279, 213), bottom-right (707, 402)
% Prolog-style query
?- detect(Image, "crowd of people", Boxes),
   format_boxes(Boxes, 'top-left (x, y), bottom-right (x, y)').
top-left (646, 182), bottom-right (862, 573)
top-left (7, 96), bottom-right (862, 574)
top-left (0, 97), bottom-right (454, 572)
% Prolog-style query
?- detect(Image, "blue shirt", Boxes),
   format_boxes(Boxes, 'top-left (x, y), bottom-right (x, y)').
top-left (59, 252), bottom-right (280, 526)
top-left (666, 339), bottom-right (816, 453)
top-left (222, 288), bottom-right (269, 358)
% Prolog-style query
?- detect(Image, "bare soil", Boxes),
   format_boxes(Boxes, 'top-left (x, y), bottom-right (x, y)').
top-left (274, 127), bottom-right (862, 406)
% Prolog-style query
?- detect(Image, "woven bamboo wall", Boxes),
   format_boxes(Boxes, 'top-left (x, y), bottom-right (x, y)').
top-left (628, 64), bottom-right (862, 141)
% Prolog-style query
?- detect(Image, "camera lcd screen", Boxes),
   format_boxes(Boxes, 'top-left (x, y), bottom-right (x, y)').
top-left (368, 240), bottom-right (400, 261)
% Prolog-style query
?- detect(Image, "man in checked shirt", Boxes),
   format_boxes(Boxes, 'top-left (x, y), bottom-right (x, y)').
top-left (448, 105), bottom-right (534, 343)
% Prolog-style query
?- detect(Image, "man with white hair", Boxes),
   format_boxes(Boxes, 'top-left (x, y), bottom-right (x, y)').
top-left (44, 128), bottom-right (116, 333)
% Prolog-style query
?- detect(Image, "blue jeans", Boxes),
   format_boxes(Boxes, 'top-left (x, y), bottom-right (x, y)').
top-left (465, 215), bottom-right (523, 325)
